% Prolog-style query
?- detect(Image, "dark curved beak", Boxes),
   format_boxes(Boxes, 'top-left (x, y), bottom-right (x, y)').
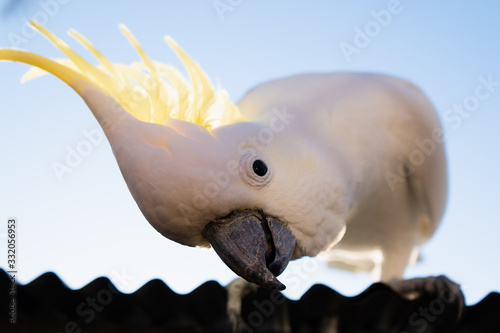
top-left (203, 209), bottom-right (296, 290)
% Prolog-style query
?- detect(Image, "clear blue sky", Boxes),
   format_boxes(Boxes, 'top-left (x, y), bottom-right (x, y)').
top-left (0, 1), bottom-right (498, 305)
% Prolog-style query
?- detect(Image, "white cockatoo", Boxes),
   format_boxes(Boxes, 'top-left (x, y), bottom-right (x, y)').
top-left (0, 22), bottom-right (461, 303)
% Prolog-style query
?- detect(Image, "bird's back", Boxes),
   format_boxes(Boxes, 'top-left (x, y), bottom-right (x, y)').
top-left (237, 72), bottom-right (447, 278)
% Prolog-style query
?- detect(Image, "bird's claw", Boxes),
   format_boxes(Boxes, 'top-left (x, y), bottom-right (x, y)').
top-left (226, 278), bottom-right (258, 333)
top-left (387, 275), bottom-right (465, 319)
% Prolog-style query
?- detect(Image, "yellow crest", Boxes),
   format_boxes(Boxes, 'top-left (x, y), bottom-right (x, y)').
top-left (13, 21), bottom-right (244, 130)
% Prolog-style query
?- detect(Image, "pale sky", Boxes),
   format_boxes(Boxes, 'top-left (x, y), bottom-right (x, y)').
top-left (0, 1), bottom-right (499, 305)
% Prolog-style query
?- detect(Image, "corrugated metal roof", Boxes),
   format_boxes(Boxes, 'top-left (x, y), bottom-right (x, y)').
top-left (1, 269), bottom-right (499, 332)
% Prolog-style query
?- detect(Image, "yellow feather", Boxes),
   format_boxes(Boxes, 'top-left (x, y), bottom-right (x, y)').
top-left (67, 29), bottom-right (125, 85)
top-left (1, 21), bottom-right (244, 130)
top-left (164, 36), bottom-right (218, 127)
top-left (0, 49), bottom-right (89, 88)
top-left (29, 21), bottom-right (112, 87)
top-left (21, 58), bottom-right (78, 83)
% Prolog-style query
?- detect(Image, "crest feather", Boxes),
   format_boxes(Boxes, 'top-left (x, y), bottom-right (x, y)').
top-left (8, 20), bottom-right (244, 130)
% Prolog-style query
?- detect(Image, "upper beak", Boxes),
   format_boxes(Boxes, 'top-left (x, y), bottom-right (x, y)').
top-left (203, 209), bottom-right (296, 290)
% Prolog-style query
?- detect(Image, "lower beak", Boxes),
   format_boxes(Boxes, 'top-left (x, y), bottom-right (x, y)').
top-left (203, 209), bottom-right (296, 290)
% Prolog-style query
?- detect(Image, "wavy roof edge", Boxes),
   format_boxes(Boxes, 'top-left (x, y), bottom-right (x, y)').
top-left (1, 269), bottom-right (499, 332)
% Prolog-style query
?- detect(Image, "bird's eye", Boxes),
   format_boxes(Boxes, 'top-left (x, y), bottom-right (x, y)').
top-left (239, 153), bottom-right (273, 189)
top-left (252, 160), bottom-right (268, 177)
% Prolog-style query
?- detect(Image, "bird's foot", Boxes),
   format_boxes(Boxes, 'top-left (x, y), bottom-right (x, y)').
top-left (387, 275), bottom-right (465, 319)
top-left (225, 278), bottom-right (291, 332)
top-left (226, 278), bottom-right (258, 333)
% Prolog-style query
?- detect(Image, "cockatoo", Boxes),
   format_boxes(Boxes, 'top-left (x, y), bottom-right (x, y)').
top-left (0, 22), bottom-right (462, 305)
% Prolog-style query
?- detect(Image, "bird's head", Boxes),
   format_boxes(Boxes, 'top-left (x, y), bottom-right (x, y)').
top-left (0, 21), bottom-right (347, 290)
top-left (124, 118), bottom-right (301, 290)
top-left (106, 114), bottom-right (346, 290)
